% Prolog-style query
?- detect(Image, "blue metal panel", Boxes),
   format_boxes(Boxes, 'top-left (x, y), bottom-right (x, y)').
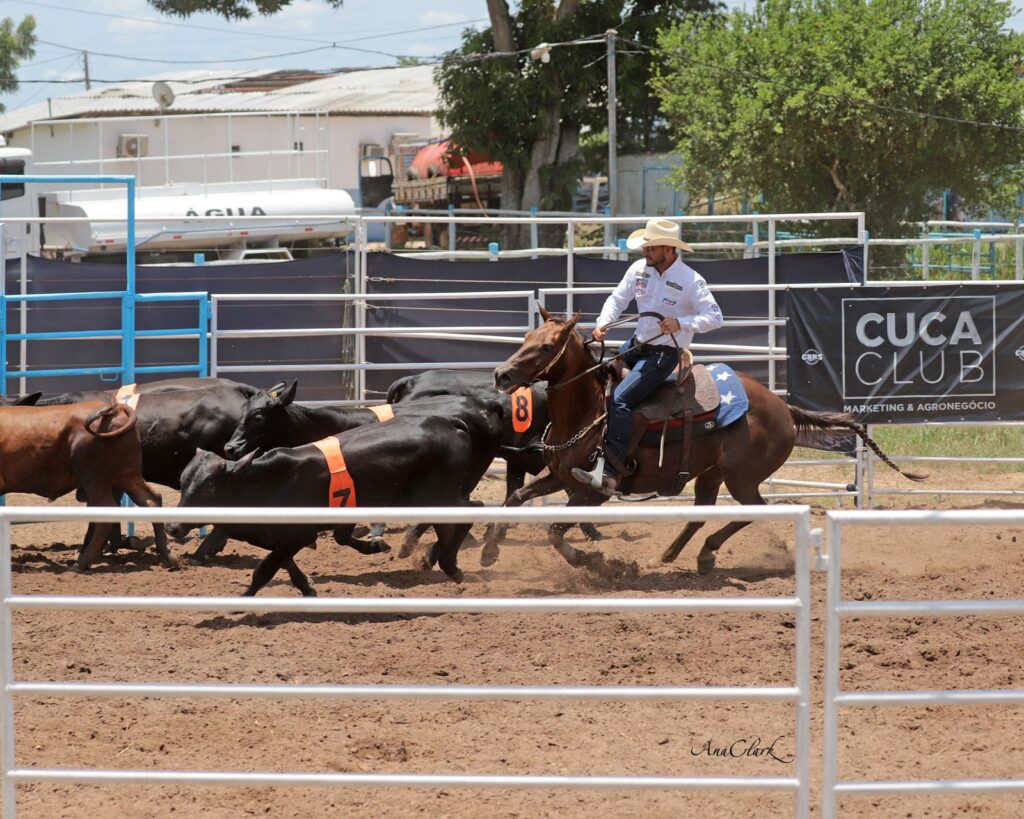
top-left (0, 175), bottom-right (210, 394)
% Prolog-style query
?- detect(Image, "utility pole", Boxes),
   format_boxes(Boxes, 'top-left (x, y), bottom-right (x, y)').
top-left (82, 51), bottom-right (91, 90)
top-left (606, 29), bottom-right (617, 217)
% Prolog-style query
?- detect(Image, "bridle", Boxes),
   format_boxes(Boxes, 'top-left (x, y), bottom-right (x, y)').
top-left (528, 324), bottom-right (575, 383)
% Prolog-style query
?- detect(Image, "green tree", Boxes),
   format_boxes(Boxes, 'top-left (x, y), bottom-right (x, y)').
top-left (654, 0), bottom-right (1024, 236)
top-left (0, 15), bottom-right (37, 112)
top-left (437, 0), bottom-right (721, 215)
top-left (148, 1), bottom-right (343, 18)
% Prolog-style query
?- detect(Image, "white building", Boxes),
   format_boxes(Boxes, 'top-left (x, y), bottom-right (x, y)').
top-left (0, 64), bottom-right (440, 203)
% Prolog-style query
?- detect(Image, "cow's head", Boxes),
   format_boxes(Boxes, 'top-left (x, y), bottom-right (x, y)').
top-left (167, 448), bottom-right (255, 541)
top-left (223, 380), bottom-right (298, 459)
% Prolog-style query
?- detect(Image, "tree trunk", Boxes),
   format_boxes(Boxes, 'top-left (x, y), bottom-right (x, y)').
top-left (486, 0), bottom-right (514, 52)
top-left (485, 0), bottom-right (585, 248)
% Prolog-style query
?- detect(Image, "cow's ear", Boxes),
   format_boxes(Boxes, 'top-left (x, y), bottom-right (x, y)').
top-left (278, 380), bottom-right (298, 405)
top-left (194, 448), bottom-right (226, 473)
top-left (230, 451), bottom-right (257, 470)
top-left (267, 381), bottom-right (287, 396)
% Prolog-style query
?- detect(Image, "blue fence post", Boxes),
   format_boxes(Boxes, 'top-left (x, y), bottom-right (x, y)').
top-left (488, 241), bottom-right (500, 261)
top-left (745, 233), bottom-right (755, 259)
top-left (199, 296), bottom-right (211, 377)
top-left (617, 237), bottom-right (627, 261)
top-left (0, 290), bottom-right (6, 396)
top-left (530, 207), bottom-right (539, 250)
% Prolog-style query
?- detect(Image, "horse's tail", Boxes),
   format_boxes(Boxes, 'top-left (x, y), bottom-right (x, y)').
top-left (787, 405), bottom-right (927, 483)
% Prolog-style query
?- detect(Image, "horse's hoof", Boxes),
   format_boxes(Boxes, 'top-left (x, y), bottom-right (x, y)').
top-left (162, 557), bottom-right (181, 571)
top-left (444, 568), bottom-right (465, 584)
top-left (479, 546), bottom-right (499, 567)
top-left (581, 524), bottom-right (603, 542)
top-left (370, 538), bottom-right (391, 554)
top-left (697, 554), bottom-right (716, 575)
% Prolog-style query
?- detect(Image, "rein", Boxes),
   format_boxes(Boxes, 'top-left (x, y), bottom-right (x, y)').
top-left (546, 311), bottom-right (682, 393)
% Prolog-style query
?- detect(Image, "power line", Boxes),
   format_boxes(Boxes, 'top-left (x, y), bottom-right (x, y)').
top-left (8, 0), bottom-right (485, 51)
top-left (7, 54), bottom-right (82, 109)
top-left (34, 17), bottom-right (489, 66)
top-left (37, 39), bottom-right (342, 65)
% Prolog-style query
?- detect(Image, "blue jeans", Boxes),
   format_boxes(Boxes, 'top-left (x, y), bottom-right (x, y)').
top-left (604, 337), bottom-right (680, 477)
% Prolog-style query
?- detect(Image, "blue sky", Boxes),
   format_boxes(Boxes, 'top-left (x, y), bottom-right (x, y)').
top-left (3, 0), bottom-right (1024, 115)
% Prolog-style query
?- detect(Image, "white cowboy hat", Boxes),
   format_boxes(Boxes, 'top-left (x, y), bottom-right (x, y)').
top-left (626, 218), bottom-right (694, 253)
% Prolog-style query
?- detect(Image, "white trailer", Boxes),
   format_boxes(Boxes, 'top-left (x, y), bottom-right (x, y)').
top-left (1, 143), bottom-right (358, 263)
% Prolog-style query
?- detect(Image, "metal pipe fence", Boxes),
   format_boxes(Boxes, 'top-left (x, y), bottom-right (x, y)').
top-left (822, 510), bottom-right (1024, 819)
top-left (0, 503), bottom-right (813, 819)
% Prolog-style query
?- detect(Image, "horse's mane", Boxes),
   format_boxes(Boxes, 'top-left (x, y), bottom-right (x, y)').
top-left (578, 329), bottom-right (611, 387)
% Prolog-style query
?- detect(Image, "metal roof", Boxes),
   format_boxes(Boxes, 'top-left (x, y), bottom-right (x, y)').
top-left (0, 64), bottom-right (438, 134)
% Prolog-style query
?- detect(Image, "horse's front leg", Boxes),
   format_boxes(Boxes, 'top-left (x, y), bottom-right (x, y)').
top-left (547, 491), bottom-right (603, 568)
top-left (480, 470), bottom-right (566, 567)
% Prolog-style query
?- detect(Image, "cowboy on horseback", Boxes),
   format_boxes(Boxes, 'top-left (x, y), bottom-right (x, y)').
top-left (571, 218), bottom-right (724, 497)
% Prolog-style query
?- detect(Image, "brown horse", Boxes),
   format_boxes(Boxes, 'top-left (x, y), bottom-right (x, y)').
top-left (490, 306), bottom-right (923, 574)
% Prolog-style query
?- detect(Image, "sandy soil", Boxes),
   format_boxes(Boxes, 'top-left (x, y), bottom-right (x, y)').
top-left (6, 460), bottom-right (1024, 818)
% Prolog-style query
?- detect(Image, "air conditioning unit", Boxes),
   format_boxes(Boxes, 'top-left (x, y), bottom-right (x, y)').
top-left (116, 134), bottom-right (149, 158)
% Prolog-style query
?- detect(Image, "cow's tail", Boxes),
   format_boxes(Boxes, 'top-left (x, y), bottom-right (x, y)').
top-left (788, 405), bottom-right (926, 482)
top-left (385, 376), bottom-right (413, 404)
top-left (85, 403), bottom-right (138, 438)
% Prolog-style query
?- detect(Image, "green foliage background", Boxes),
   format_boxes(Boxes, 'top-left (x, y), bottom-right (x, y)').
top-left (654, 0), bottom-right (1024, 236)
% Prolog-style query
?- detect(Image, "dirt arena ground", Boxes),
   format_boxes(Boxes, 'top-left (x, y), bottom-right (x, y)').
top-left (6, 459), bottom-right (1024, 818)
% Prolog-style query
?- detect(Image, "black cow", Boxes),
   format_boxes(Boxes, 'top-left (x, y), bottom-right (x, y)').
top-left (386, 369), bottom-right (601, 544)
top-left (196, 381), bottom-right (506, 561)
top-left (168, 412), bottom-right (502, 595)
top-left (2, 376), bottom-right (265, 408)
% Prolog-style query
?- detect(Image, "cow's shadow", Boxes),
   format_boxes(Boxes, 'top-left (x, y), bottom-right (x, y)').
top-left (11, 540), bottom-right (170, 574)
top-left (195, 609), bottom-right (443, 630)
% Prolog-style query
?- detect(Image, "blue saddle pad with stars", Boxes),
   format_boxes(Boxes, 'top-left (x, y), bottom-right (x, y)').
top-left (705, 363), bottom-right (749, 429)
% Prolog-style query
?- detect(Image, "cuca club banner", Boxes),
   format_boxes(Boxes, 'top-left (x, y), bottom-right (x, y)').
top-left (786, 285), bottom-right (1024, 424)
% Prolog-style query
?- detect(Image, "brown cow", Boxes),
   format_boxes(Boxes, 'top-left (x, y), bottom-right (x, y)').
top-left (0, 402), bottom-right (173, 570)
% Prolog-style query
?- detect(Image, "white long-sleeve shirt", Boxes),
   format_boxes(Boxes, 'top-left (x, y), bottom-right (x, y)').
top-left (596, 255), bottom-right (724, 347)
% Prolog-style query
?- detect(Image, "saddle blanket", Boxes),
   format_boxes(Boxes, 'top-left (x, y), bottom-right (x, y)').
top-left (705, 363), bottom-right (749, 429)
top-left (641, 363), bottom-right (749, 443)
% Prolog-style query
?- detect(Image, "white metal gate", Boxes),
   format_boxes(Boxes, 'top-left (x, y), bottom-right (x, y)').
top-left (822, 509), bottom-right (1024, 818)
top-left (0, 503), bottom-right (813, 818)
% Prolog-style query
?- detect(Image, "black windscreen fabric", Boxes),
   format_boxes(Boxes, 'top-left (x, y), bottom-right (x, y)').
top-left (4, 253), bottom-right (355, 400)
top-left (364, 248), bottom-right (860, 396)
top-left (4, 247), bottom-right (859, 402)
